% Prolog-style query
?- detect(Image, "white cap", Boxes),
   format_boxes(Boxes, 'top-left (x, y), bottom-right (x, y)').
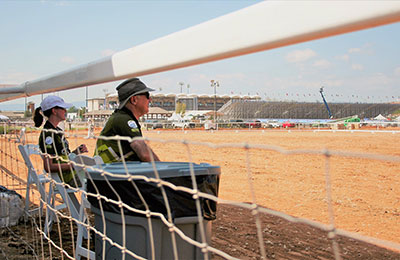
top-left (40, 96), bottom-right (73, 112)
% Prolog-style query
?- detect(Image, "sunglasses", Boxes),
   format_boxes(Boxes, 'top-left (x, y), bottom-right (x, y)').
top-left (136, 92), bottom-right (150, 99)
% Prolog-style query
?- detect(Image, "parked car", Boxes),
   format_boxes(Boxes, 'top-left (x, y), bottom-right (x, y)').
top-left (229, 119), bottom-right (246, 128)
top-left (262, 121), bottom-right (280, 128)
top-left (172, 120), bottom-right (195, 129)
top-left (282, 121), bottom-right (295, 128)
top-left (145, 120), bottom-right (163, 129)
top-left (245, 120), bottom-right (262, 128)
top-left (151, 121), bottom-right (163, 129)
top-left (204, 120), bottom-right (217, 130)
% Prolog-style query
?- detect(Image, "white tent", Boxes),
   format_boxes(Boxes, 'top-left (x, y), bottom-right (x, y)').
top-left (167, 112), bottom-right (183, 121)
top-left (0, 115), bottom-right (9, 121)
top-left (395, 115), bottom-right (400, 122)
top-left (374, 114), bottom-right (387, 120)
top-left (182, 114), bottom-right (193, 121)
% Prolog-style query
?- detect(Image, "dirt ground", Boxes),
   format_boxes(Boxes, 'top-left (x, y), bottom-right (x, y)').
top-left (143, 129), bottom-right (400, 243)
top-left (1, 128), bottom-right (399, 259)
top-left (2, 203), bottom-right (400, 260)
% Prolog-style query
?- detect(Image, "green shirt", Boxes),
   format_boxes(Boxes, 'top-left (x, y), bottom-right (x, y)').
top-left (95, 107), bottom-right (142, 163)
top-left (39, 121), bottom-right (75, 183)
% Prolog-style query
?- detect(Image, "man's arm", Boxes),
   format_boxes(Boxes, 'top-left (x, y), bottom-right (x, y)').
top-left (130, 139), bottom-right (160, 162)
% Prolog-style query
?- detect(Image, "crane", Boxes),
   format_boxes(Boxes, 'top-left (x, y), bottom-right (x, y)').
top-left (319, 87), bottom-right (333, 119)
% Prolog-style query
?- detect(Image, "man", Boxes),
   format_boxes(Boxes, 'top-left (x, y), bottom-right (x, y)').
top-left (95, 78), bottom-right (160, 163)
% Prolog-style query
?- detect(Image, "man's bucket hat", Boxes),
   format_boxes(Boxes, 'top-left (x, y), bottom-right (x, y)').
top-left (117, 78), bottom-right (154, 109)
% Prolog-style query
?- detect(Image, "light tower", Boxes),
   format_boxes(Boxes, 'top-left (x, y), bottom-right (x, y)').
top-left (178, 82), bottom-right (184, 93)
top-left (210, 80), bottom-right (220, 124)
top-left (103, 88), bottom-right (107, 110)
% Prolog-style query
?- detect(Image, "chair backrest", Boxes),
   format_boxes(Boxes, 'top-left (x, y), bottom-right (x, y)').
top-left (71, 154), bottom-right (103, 183)
top-left (18, 144), bottom-right (48, 204)
top-left (18, 144), bottom-right (41, 171)
top-left (73, 154), bottom-right (103, 167)
top-left (18, 144), bottom-right (46, 185)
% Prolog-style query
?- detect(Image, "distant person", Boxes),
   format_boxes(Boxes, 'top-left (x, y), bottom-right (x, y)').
top-left (33, 96), bottom-right (88, 187)
top-left (87, 118), bottom-right (95, 138)
top-left (95, 78), bottom-right (160, 163)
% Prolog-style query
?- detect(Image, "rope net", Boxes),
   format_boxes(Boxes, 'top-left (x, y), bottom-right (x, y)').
top-left (0, 121), bottom-right (399, 259)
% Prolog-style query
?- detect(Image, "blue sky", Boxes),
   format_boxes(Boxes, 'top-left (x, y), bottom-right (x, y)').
top-left (1, 0), bottom-right (399, 111)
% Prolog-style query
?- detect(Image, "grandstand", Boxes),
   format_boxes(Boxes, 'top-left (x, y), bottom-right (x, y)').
top-left (88, 93), bottom-right (400, 121)
top-left (219, 100), bottom-right (400, 119)
top-left (107, 92), bottom-right (261, 112)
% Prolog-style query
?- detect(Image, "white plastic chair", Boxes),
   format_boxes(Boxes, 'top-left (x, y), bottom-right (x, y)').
top-left (19, 144), bottom-right (68, 233)
top-left (18, 144), bottom-right (50, 217)
top-left (45, 172), bottom-right (82, 233)
top-left (70, 154), bottom-right (103, 260)
top-left (43, 154), bottom-right (85, 234)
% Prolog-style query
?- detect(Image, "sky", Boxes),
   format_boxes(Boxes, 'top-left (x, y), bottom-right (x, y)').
top-left (0, 0), bottom-right (399, 111)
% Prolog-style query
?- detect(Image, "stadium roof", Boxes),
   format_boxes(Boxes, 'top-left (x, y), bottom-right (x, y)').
top-left (105, 92), bottom-right (261, 99)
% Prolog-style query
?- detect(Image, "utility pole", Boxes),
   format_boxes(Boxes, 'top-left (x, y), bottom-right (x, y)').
top-left (210, 80), bottom-right (220, 124)
top-left (24, 97), bottom-right (27, 116)
top-left (85, 86), bottom-right (88, 108)
top-left (102, 89), bottom-right (107, 110)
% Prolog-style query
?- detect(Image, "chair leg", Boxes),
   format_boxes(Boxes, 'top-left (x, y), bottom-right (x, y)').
top-left (44, 183), bottom-right (56, 234)
top-left (24, 181), bottom-right (31, 221)
top-left (37, 181), bottom-right (47, 217)
top-left (75, 194), bottom-right (95, 260)
top-left (24, 177), bottom-right (44, 221)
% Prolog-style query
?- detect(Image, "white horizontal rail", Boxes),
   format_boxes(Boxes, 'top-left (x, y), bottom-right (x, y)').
top-left (1, 1), bottom-right (399, 102)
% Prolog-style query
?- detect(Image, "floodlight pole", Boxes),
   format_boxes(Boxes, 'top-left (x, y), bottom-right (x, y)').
top-left (85, 86), bottom-right (88, 108)
top-left (179, 82), bottom-right (184, 93)
top-left (210, 80), bottom-right (220, 124)
top-left (102, 89), bottom-right (107, 110)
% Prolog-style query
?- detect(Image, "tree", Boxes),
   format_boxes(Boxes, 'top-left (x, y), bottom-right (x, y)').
top-left (68, 106), bottom-right (78, 113)
top-left (175, 102), bottom-right (182, 114)
top-left (181, 103), bottom-right (186, 115)
top-left (78, 107), bottom-right (86, 119)
top-left (24, 110), bottom-right (32, 118)
top-left (175, 102), bottom-right (186, 115)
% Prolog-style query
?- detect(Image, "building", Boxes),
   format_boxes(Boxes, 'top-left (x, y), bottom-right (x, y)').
top-left (88, 92), bottom-right (261, 112)
top-left (151, 93), bottom-right (261, 111)
top-left (85, 92), bottom-right (261, 121)
top-left (87, 97), bottom-right (109, 112)
top-left (219, 100), bottom-right (400, 120)
top-left (0, 111), bottom-right (25, 120)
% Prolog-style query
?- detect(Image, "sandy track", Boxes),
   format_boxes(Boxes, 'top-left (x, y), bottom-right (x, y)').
top-left (13, 128), bottom-right (400, 244)
top-left (142, 129), bottom-right (400, 244)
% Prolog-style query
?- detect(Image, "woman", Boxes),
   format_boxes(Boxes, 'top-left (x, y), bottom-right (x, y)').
top-left (33, 95), bottom-right (88, 187)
